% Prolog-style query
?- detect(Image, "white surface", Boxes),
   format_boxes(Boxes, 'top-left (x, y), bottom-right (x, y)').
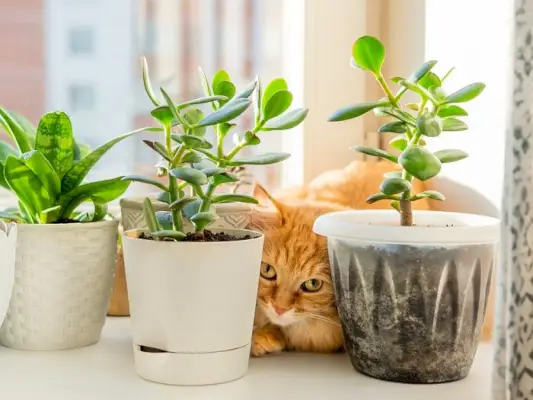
top-left (0, 222), bottom-right (16, 326)
top-left (0, 317), bottom-right (492, 399)
top-left (313, 210), bottom-right (500, 245)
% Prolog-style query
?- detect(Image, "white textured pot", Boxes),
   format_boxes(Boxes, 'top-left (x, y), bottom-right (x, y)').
top-left (313, 210), bottom-right (500, 384)
top-left (122, 228), bottom-right (264, 386)
top-left (0, 221), bottom-right (17, 327)
top-left (0, 220), bottom-right (118, 350)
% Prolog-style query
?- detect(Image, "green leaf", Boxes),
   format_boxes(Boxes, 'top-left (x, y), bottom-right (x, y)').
top-left (262, 108), bottom-right (308, 131)
top-left (419, 71), bottom-right (441, 89)
top-left (408, 60), bottom-right (438, 83)
top-left (0, 108), bottom-right (33, 153)
top-left (160, 88), bottom-right (187, 128)
top-left (441, 118), bottom-right (468, 131)
top-left (416, 113), bottom-right (442, 137)
top-left (198, 67), bottom-right (213, 97)
top-left (213, 81), bottom-right (236, 106)
top-left (151, 230), bottom-right (186, 240)
top-left (182, 151), bottom-right (203, 164)
top-left (169, 196), bottom-right (197, 211)
top-left (378, 121), bottom-right (406, 133)
top-left (155, 211), bottom-right (173, 231)
top-left (212, 70), bottom-right (231, 94)
top-left (398, 79), bottom-right (439, 104)
top-left (143, 197), bottom-right (161, 235)
top-left (202, 167), bottom-right (226, 177)
top-left (384, 171), bottom-right (402, 179)
top-left (380, 178), bottom-right (411, 195)
top-left (21, 150), bottom-right (61, 199)
top-left (142, 56), bottom-right (160, 106)
top-left (184, 109), bottom-right (206, 136)
top-left (8, 110), bottom-right (36, 138)
top-left (150, 106), bottom-right (175, 125)
top-left (213, 172), bottom-right (239, 185)
top-left (156, 191), bottom-right (171, 204)
top-left (226, 152), bottom-right (290, 166)
top-left (398, 146), bottom-right (442, 181)
top-left (39, 205), bottom-right (62, 224)
top-left (0, 141), bottom-right (17, 162)
top-left (235, 79), bottom-right (258, 100)
top-left (350, 146), bottom-right (398, 163)
top-left (443, 83), bottom-right (486, 104)
top-left (262, 78), bottom-right (288, 111)
top-left (352, 36), bottom-right (385, 74)
top-left (244, 131), bottom-right (260, 145)
top-left (170, 167), bottom-right (208, 186)
top-left (391, 200), bottom-right (401, 212)
top-left (441, 67), bottom-right (455, 83)
top-left (122, 175), bottom-right (168, 191)
top-left (196, 98), bottom-right (251, 127)
top-left (190, 212), bottom-right (217, 231)
top-left (389, 136), bottom-right (408, 151)
top-left (262, 90), bottom-right (293, 121)
top-left (73, 140), bottom-right (91, 162)
top-left (379, 107), bottom-right (416, 125)
top-left (431, 87), bottom-right (448, 102)
top-left (181, 135), bottom-right (213, 150)
top-left (406, 103), bottom-right (420, 111)
top-left (411, 190), bottom-right (446, 201)
top-left (143, 140), bottom-right (170, 160)
top-left (433, 149), bottom-right (469, 163)
top-left (61, 127), bottom-right (147, 194)
top-left (177, 95), bottom-right (228, 109)
top-left (212, 194), bottom-right (258, 204)
top-left (254, 77), bottom-right (262, 124)
top-left (60, 177), bottom-right (130, 208)
top-left (438, 105), bottom-right (468, 118)
top-left (366, 193), bottom-right (398, 204)
top-left (328, 102), bottom-right (382, 122)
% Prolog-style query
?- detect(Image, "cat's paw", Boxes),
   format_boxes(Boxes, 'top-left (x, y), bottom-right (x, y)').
top-left (251, 328), bottom-right (285, 357)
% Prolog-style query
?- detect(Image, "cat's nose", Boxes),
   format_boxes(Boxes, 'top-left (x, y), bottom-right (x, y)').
top-left (273, 306), bottom-right (287, 315)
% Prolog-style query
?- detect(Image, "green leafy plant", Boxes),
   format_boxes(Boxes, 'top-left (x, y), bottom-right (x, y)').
top-left (329, 36), bottom-right (485, 226)
top-left (126, 58), bottom-right (308, 240)
top-left (0, 108), bottom-right (152, 223)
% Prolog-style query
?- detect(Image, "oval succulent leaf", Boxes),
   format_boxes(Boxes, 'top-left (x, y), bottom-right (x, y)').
top-left (226, 152), bottom-right (290, 166)
top-left (411, 190), bottom-right (446, 201)
top-left (389, 136), bottom-right (408, 151)
top-left (212, 70), bottom-right (231, 93)
top-left (212, 194), bottom-right (259, 204)
top-left (262, 90), bottom-right (293, 121)
top-left (398, 146), bottom-right (442, 181)
top-left (156, 191), bottom-right (171, 204)
top-left (184, 109), bottom-right (206, 136)
top-left (408, 60), bottom-right (438, 83)
top-left (406, 103), bottom-right (420, 111)
top-left (181, 135), bottom-right (213, 150)
top-left (169, 196), bottom-right (197, 211)
top-left (213, 172), bottom-right (239, 185)
top-left (214, 81), bottom-right (236, 105)
top-left (416, 113), bottom-right (442, 137)
top-left (352, 36), bottom-right (385, 74)
top-left (262, 108), bottom-right (308, 131)
top-left (177, 95), bottom-right (228, 109)
top-left (150, 106), bottom-right (175, 125)
top-left (202, 167), bottom-right (226, 177)
top-left (380, 177), bottom-right (411, 195)
top-left (443, 82), bottom-right (486, 104)
top-left (350, 146), bottom-right (398, 163)
top-left (438, 105), bottom-right (468, 118)
top-left (366, 193), bottom-right (398, 204)
top-left (441, 118), bottom-right (468, 131)
top-left (328, 102), bottom-right (382, 122)
top-left (170, 167), bottom-right (208, 186)
top-left (182, 151), bottom-right (203, 164)
top-left (196, 98), bottom-right (251, 127)
top-left (143, 197), bottom-right (161, 234)
top-left (244, 131), bottom-right (260, 145)
top-left (419, 71), bottom-right (441, 89)
top-left (378, 121), bottom-right (406, 133)
top-left (262, 78), bottom-right (288, 111)
top-left (151, 230), bottom-right (186, 240)
top-left (190, 211), bottom-right (217, 231)
top-left (236, 79), bottom-right (258, 100)
top-left (398, 79), bottom-right (439, 104)
top-left (433, 149), bottom-right (469, 163)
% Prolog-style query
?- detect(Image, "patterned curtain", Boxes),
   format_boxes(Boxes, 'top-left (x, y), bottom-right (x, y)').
top-left (493, 0), bottom-right (533, 399)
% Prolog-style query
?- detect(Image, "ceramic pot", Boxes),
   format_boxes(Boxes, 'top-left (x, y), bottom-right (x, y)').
top-left (0, 222), bottom-right (17, 328)
top-left (0, 220), bottom-right (118, 350)
top-left (313, 210), bottom-right (499, 384)
top-left (122, 228), bottom-right (263, 385)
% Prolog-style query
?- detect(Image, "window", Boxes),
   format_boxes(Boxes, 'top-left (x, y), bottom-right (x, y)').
top-left (68, 27), bottom-right (94, 55)
top-left (68, 84), bottom-right (95, 112)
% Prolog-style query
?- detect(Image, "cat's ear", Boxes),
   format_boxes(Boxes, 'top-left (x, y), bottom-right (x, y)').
top-left (250, 181), bottom-right (288, 228)
top-left (252, 182), bottom-right (283, 210)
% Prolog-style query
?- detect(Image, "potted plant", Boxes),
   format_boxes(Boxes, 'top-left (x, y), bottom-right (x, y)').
top-left (313, 36), bottom-right (499, 383)
top-left (0, 221), bottom-right (17, 330)
top-left (121, 58), bottom-right (307, 385)
top-left (0, 108), bottom-right (151, 350)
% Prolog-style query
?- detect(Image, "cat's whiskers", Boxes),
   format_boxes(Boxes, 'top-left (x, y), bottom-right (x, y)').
top-left (303, 312), bottom-right (341, 327)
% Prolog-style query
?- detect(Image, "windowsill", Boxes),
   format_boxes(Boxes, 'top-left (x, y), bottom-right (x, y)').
top-left (0, 317), bottom-right (493, 399)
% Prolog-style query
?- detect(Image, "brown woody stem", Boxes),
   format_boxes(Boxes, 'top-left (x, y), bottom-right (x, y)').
top-left (399, 199), bottom-right (413, 226)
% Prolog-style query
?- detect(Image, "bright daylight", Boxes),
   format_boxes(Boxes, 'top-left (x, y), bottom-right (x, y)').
top-left (0, 0), bottom-right (525, 399)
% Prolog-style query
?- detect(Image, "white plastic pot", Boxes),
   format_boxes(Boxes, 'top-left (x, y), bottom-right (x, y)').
top-left (122, 228), bottom-right (264, 386)
top-left (313, 210), bottom-right (500, 383)
top-left (0, 221), bottom-right (17, 328)
top-left (0, 220), bottom-right (118, 350)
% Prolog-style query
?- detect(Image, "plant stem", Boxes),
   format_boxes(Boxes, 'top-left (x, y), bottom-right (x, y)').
top-left (376, 73), bottom-right (399, 108)
top-left (216, 125), bottom-right (224, 159)
top-left (164, 123), bottom-right (183, 232)
top-left (399, 199), bottom-right (413, 226)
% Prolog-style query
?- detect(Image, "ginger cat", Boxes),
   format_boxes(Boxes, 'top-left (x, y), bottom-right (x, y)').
top-left (249, 160), bottom-right (493, 356)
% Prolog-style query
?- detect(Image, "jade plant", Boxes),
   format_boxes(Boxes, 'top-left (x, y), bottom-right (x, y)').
top-left (329, 36), bottom-right (485, 226)
top-left (125, 58), bottom-right (308, 240)
top-left (0, 108), bottom-right (151, 223)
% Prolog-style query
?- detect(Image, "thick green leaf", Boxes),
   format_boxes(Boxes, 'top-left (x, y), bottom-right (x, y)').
top-left (379, 107), bottom-right (416, 125)
top-left (389, 136), bottom-right (408, 151)
top-left (214, 81), bottom-right (236, 106)
top-left (431, 87), bottom-right (448, 102)
top-left (262, 90), bottom-right (293, 121)
top-left (384, 171), bottom-right (402, 179)
top-left (21, 150), bottom-right (61, 199)
top-left (151, 106), bottom-right (175, 125)
top-left (177, 95), bottom-right (228, 109)
top-left (0, 162), bottom-right (8, 189)
top-left (378, 121), bottom-right (407, 133)
top-left (441, 118), bottom-right (468, 131)
top-left (244, 131), bottom-right (260, 145)
top-left (170, 167), bottom-right (208, 186)
top-left (419, 71), bottom-right (441, 89)
top-left (380, 178), bottom-right (411, 195)
top-left (406, 103), bottom-right (420, 111)
top-left (190, 211), bottom-right (217, 231)
top-left (434, 149), bottom-right (469, 163)
top-left (155, 211), bottom-right (173, 231)
top-left (254, 77), bottom-right (262, 124)
top-left (184, 109), bottom-right (206, 136)
top-left (236, 79), bottom-right (258, 100)
top-left (156, 191), bottom-right (171, 204)
top-left (352, 36), bottom-right (385, 74)
top-left (212, 194), bottom-right (258, 204)
top-left (438, 105), bottom-right (468, 118)
top-left (398, 146), bottom-right (441, 181)
top-left (212, 70), bottom-right (231, 93)
top-left (408, 60), bottom-right (438, 83)
top-left (0, 108), bottom-right (32, 153)
top-left (196, 98), bottom-right (251, 127)
top-left (35, 112), bottom-right (74, 179)
top-left (226, 152), bottom-right (290, 166)
top-left (398, 79), bottom-right (439, 104)
top-left (350, 146), bottom-right (398, 163)
top-left (366, 193), bottom-right (398, 204)
top-left (160, 88), bottom-right (186, 128)
top-left (213, 172), bottom-right (239, 185)
top-left (143, 197), bottom-right (161, 235)
top-left (143, 140), bottom-right (170, 160)
top-left (61, 127), bottom-right (147, 194)
top-left (328, 102), bottom-right (382, 122)
top-left (169, 196), bottom-right (197, 211)
top-left (122, 175), bottom-right (168, 191)
top-left (181, 135), bottom-right (213, 150)
top-left (411, 190), bottom-right (445, 201)
top-left (182, 151), bottom-right (203, 164)
top-left (443, 82), bottom-right (486, 104)
top-left (416, 113), bottom-right (442, 137)
top-left (262, 108), bottom-right (308, 131)
top-left (391, 200), bottom-right (401, 212)
top-left (151, 230), bottom-right (186, 240)
top-left (262, 78), bottom-right (288, 112)
top-left (202, 167), bottom-right (226, 177)
top-left (142, 56), bottom-right (160, 106)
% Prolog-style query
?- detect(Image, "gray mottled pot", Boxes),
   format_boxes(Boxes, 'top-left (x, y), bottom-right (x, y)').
top-left (313, 210), bottom-right (500, 384)
top-left (120, 195), bottom-right (252, 232)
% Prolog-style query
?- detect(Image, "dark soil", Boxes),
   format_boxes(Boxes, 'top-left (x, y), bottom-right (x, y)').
top-left (55, 218), bottom-right (79, 224)
top-left (140, 229), bottom-right (251, 242)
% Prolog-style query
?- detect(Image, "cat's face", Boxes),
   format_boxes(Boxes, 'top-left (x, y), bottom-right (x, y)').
top-left (251, 199), bottom-right (343, 328)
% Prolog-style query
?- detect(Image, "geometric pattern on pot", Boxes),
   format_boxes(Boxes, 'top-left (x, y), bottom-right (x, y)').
top-left (0, 221), bottom-right (118, 350)
top-left (329, 238), bottom-right (496, 384)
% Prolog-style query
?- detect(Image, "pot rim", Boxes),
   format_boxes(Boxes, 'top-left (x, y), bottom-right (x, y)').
top-left (313, 210), bottom-right (500, 245)
top-left (123, 227), bottom-right (263, 245)
top-left (15, 219), bottom-right (119, 231)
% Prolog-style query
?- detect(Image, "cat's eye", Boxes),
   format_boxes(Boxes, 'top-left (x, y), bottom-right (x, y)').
top-left (260, 263), bottom-right (277, 280)
top-left (301, 279), bottom-right (323, 292)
